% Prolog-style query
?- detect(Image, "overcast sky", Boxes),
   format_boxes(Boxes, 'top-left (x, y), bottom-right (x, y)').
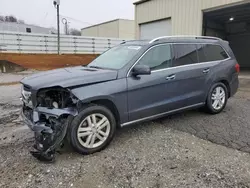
top-left (0, 0), bottom-right (135, 30)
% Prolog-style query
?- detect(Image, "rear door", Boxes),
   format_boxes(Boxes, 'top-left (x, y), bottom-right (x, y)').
top-left (196, 44), bottom-right (230, 101)
top-left (167, 44), bottom-right (208, 107)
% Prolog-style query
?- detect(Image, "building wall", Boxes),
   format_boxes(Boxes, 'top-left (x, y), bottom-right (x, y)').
top-left (81, 19), bottom-right (135, 39)
top-left (118, 19), bottom-right (135, 39)
top-left (135, 0), bottom-right (246, 38)
top-left (81, 20), bottom-right (119, 38)
top-left (81, 27), bottom-right (99, 37)
top-left (0, 22), bottom-right (54, 34)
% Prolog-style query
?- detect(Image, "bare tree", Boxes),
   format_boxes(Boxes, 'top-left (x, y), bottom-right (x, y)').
top-left (5, 15), bottom-right (17, 22)
top-left (1, 15), bottom-right (26, 24)
top-left (69, 28), bottom-right (81, 36)
top-left (0, 16), bottom-right (4, 22)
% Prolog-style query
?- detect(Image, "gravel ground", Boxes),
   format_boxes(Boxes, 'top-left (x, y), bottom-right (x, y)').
top-left (160, 78), bottom-right (250, 153)
top-left (1, 78), bottom-right (250, 188)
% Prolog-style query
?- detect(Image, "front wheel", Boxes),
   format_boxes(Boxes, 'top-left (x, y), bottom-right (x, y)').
top-left (68, 105), bottom-right (116, 154)
top-left (205, 82), bottom-right (228, 114)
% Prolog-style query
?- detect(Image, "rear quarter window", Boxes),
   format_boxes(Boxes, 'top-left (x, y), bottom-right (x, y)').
top-left (197, 44), bottom-right (229, 63)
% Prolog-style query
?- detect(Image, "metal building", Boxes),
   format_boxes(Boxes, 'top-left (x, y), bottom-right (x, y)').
top-left (0, 22), bottom-right (56, 34)
top-left (81, 19), bottom-right (135, 39)
top-left (134, 0), bottom-right (250, 68)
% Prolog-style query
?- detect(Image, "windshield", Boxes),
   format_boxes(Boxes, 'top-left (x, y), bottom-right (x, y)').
top-left (88, 45), bottom-right (142, 70)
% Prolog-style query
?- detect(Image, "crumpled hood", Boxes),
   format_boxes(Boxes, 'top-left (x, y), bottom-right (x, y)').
top-left (21, 66), bottom-right (118, 90)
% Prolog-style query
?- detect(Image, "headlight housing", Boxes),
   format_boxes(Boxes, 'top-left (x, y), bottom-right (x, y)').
top-left (21, 84), bottom-right (31, 100)
top-left (21, 85), bottom-right (32, 107)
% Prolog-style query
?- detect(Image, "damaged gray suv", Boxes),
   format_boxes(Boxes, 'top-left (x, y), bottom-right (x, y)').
top-left (21, 36), bottom-right (239, 161)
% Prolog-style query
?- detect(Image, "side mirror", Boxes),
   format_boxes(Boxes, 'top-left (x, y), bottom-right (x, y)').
top-left (132, 65), bottom-right (151, 76)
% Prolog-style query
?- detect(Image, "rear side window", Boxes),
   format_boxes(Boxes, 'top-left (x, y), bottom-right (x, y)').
top-left (197, 44), bottom-right (229, 63)
top-left (172, 44), bottom-right (198, 67)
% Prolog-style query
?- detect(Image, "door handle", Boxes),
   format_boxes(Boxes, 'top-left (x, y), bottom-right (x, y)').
top-left (166, 74), bottom-right (176, 80)
top-left (203, 68), bottom-right (210, 74)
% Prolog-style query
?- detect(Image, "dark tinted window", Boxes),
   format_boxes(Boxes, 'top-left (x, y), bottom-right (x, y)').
top-left (197, 44), bottom-right (229, 62)
top-left (196, 44), bottom-right (207, 63)
top-left (26, 28), bottom-right (31, 33)
top-left (138, 44), bottom-right (172, 71)
top-left (172, 44), bottom-right (198, 67)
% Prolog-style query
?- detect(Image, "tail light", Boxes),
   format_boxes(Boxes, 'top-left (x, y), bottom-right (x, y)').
top-left (235, 63), bottom-right (240, 73)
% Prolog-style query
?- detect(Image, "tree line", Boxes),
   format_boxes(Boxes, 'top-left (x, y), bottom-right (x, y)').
top-left (0, 15), bottom-right (81, 36)
top-left (0, 15), bottom-right (25, 24)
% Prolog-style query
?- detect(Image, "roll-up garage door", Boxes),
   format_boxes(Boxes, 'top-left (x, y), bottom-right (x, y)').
top-left (139, 19), bottom-right (172, 39)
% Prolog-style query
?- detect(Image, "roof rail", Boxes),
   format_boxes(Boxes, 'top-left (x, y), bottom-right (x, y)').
top-left (149, 35), bottom-right (221, 43)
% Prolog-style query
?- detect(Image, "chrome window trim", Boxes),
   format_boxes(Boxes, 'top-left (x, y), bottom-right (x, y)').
top-left (126, 43), bottom-right (231, 77)
top-left (150, 60), bottom-right (224, 73)
top-left (121, 102), bottom-right (204, 127)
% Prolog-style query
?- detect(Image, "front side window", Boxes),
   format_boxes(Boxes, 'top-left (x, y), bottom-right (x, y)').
top-left (88, 45), bottom-right (141, 70)
top-left (197, 44), bottom-right (229, 62)
top-left (172, 44), bottom-right (198, 67)
top-left (137, 44), bottom-right (172, 71)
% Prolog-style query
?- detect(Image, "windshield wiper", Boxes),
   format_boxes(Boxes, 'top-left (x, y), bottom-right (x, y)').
top-left (88, 66), bottom-right (105, 69)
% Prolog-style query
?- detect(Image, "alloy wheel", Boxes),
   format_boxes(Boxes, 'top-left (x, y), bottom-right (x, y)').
top-left (211, 86), bottom-right (226, 110)
top-left (77, 113), bottom-right (111, 148)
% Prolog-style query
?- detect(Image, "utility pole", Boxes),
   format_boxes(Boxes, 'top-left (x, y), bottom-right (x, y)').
top-left (65, 21), bottom-right (68, 35)
top-left (53, 0), bottom-right (60, 54)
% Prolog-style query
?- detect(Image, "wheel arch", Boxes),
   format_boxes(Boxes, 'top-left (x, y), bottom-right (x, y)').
top-left (80, 98), bottom-right (121, 127)
top-left (205, 78), bottom-right (231, 103)
top-left (217, 79), bottom-right (231, 98)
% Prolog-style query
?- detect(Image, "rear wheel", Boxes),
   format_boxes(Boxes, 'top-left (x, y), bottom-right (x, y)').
top-left (68, 105), bottom-right (116, 154)
top-left (205, 82), bottom-right (228, 114)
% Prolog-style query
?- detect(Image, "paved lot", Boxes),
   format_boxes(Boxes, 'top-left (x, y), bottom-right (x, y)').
top-left (1, 77), bottom-right (250, 188)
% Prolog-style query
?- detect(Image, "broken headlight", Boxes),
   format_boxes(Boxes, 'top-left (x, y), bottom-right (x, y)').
top-left (36, 87), bottom-right (76, 109)
top-left (21, 84), bottom-right (31, 100)
top-left (21, 84), bottom-right (32, 107)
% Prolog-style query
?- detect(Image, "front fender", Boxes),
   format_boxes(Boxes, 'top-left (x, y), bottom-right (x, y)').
top-left (70, 79), bottom-right (128, 123)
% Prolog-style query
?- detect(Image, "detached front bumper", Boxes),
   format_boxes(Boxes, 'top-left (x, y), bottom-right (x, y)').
top-left (21, 109), bottom-right (53, 134)
top-left (21, 106), bottom-right (77, 132)
top-left (21, 105), bottom-right (77, 162)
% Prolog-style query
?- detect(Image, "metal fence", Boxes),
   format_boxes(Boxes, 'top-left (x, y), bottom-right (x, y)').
top-left (0, 31), bottom-right (127, 54)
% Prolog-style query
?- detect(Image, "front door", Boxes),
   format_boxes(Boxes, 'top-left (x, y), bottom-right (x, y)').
top-left (127, 44), bottom-right (175, 121)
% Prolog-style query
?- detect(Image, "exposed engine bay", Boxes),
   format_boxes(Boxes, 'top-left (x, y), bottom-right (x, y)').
top-left (37, 88), bottom-right (76, 109)
top-left (22, 86), bottom-right (79, 162)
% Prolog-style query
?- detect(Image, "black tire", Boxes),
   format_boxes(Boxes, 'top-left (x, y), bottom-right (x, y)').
top-left (205, 82), bottom-right (228, 114)
top-left (68, 104), bottom-right (116, 155)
